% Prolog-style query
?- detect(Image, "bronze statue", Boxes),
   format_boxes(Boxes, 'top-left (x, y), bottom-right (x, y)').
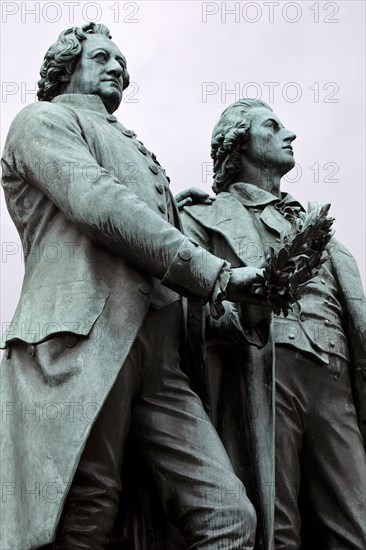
top-left (0, 26), bottom-right (269, 550)
top-left (181, 98), bottom-right (366, 549)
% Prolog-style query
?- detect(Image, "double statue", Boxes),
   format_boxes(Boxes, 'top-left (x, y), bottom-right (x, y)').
top-left (1, 23), bottom-right (365, 550)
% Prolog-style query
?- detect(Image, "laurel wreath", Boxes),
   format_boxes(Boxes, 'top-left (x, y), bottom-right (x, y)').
top-left (251, 203), bottom-right (335, 316)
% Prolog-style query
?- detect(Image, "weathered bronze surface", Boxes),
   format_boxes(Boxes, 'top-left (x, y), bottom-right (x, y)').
top-left (0, 25), bottom-right (268, 550)
top-left (2, 20), bottom-right (365, 550)
top-left (182, 98), bottom-right (366, 549)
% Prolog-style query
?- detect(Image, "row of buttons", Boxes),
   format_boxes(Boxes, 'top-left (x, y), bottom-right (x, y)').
top-left (117, 125), bottom-right (170, 182)
top-left (116, 124), bottom-right (170, 215)
top-left (286, 332), bottom-right (336, 348)
top-left (145, 147), bottom-right (168, 215)
top-left (136, 141), bottom-right (165, 177)
top-left (121, 130), bottom-right (165, 177)
top-left (299, 314), bottom-right (333, 326)
top-left (105, 118), bottom-right (166, 176)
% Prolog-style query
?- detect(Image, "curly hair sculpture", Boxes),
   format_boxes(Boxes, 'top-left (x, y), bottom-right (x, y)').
top-left (211, 98), bottom-right (272, 193)
top-left (37, 22), bottom-right (130, 102)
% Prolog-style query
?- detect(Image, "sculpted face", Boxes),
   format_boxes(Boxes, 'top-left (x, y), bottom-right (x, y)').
top-left (63, 34), bottom-right (126, 113)
top-left (243, 107), bottom-right (296, 176)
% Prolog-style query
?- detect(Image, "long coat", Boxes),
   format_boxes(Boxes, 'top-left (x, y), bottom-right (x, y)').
top-left (181, 192), bottom-right (366, 550)
top-left (0, 94), bottom-right (226, 549)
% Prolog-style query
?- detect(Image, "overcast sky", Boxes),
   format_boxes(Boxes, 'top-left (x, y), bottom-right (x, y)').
top-left (1, 0), bottom-right (365, 329)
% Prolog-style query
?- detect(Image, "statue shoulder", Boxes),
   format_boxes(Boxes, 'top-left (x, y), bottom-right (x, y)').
top-left (183, 193), bottom-right (231, 224)
top-left (10, 101), bottom-right (77, 133)
top-left (183, 201), bottom-right (215, 220)
top-left (180, 203), bottom-right (215, 247)
top-left (4, 101), bottom-right (81, 157)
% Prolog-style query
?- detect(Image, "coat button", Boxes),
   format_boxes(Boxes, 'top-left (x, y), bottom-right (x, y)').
top-left (65, 334), bottom-right (78, 348)
top-left (149, 165), bottom-right (159, 175)
top-left (27, 344), bottom-right (35, 357)
top-left (329, 341), bottom-right (335, 348)
top-left (138, 282), bottom-right (153, 295)
top-left (179, 249), bottom-right (192, 261)
top-left (139, 144), bottom-right (148, 155)
top-left (106, 115), bottom-right (117, 122)
top-left (158, 203), bottom-right (167, 214)
top-left (122, 129), bottom-right (136, 137)
top-left (155, 183), bottom-right (164, 194)
top-left (288, 333), bottom-right (295, 340)
top-left (324, 320), bottom-right (330, 326)
top-left (300, 314), bottom-right (305, 322)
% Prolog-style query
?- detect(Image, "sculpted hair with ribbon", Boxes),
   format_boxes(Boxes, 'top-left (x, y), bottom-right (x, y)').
top-left (211, 98), bottom-right (272, 193)
top-left (37, 22), bottom-right (130, 102)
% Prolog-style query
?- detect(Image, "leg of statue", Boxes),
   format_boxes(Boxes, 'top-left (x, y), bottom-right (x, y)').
top-left (131, 301), bottom-right (257, 550)
top-left (51, 330), bottom-right (143, 549)
top-left (274, 345), bottom-right (303, 550)
top-left (275, 347), bottom-right (366, 550)
top-left (51, 301), bottom-right (256, 549)
top-left (301, 355), bottom-right (366, 549)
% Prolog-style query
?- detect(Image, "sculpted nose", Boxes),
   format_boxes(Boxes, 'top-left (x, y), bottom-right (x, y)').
top-left (107, 58), bottom-right (123, 77)
top-left (286, 129), bottom-right (296, 142)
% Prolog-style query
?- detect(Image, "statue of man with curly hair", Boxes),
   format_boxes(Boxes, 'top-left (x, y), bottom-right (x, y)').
top-left (181, 98), bottom-right (366, 549)
top-left (0, 24), bottom-right (267, 550)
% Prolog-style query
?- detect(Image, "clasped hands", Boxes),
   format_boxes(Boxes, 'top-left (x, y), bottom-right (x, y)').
top-left (175, 187), bottom-right (267, 306)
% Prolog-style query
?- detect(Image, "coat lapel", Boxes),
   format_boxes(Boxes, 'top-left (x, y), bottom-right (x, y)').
top-left (187, 193), bottom-right (266, 267)
top-left (260, 205), bottom-right (288, 236)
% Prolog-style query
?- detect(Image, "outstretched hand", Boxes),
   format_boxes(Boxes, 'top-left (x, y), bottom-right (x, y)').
top-left (175, 187), bottom-right (215, 211)
top-left (226, 267), bottom-right (266, 304)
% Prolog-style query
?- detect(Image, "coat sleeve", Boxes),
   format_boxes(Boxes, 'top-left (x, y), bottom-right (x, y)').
top-left (329, 240), bottom-right (366, 447)
top-left (1, 102), bottom-right (225, 301)
top-left (181, 208), bottom-right (272, 348)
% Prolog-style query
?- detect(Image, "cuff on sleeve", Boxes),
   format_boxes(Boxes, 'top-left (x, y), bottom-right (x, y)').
top-left (161, 238), bottom-right (226, 302)
top-left (209, 262), bottom-right (232, 319)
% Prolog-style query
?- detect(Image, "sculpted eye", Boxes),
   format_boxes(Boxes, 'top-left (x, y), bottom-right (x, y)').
top-left (94, 52), bottom-right (108, 62)
top-left (116, 57), bottom-right (126, 71)
top-left (266, 121), bottom-right (278, 130)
